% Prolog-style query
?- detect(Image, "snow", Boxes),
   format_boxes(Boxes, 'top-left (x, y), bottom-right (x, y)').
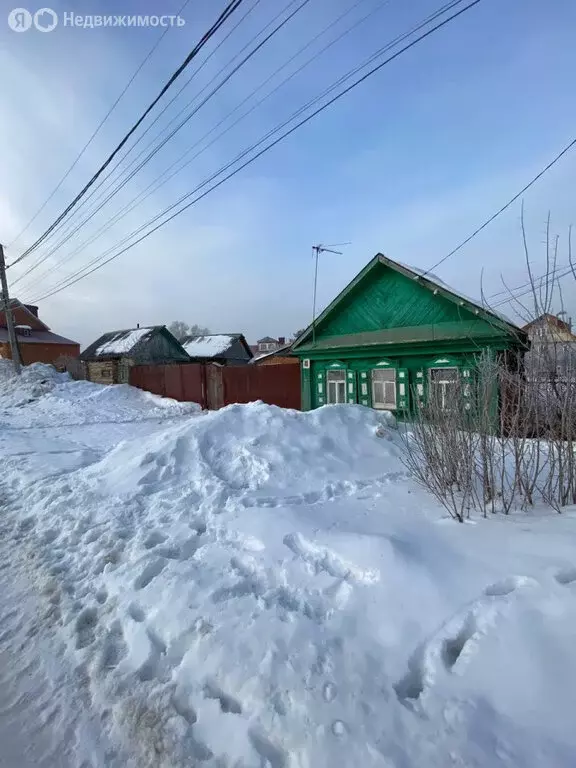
top-left (183, 334), bottom-right (235, 357)
top-left (1, 361), bottom-right (576, 767)
top-left (94, 327), bottom-right (153, 356)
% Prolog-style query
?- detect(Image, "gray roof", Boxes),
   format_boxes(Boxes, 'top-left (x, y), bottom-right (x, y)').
top-left (0, 328), bottom-right (78, 346)
top-left (80, 326), bottom-right (159, 360)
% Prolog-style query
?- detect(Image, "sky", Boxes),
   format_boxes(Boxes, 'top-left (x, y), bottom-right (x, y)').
top-left (0, 0), bottom-right (575, 348)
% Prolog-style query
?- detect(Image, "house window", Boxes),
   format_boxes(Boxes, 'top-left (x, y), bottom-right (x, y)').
top-left (371, 368), bottom-right (396, 409)
top-left (429, 367), bottom-right (460, 410)
top-left (326, 370), bottom-right (346, 404)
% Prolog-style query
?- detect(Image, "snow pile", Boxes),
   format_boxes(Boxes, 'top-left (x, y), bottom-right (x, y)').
top-left (0, 361), bottom-right (200, 428)
top-left (1, 372), bottom-right (576, 768)
top-left (80, 401), bottom-right (400, 499)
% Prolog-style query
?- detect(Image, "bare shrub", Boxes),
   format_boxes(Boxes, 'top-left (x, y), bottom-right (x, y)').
top-left (400, 211), bottom-right (576, 521)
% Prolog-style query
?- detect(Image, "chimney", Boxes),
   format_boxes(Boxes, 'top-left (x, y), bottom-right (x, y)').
top-left (24, 304), bottom-right (39, 318)
top-left (137, 323), bottom-right (140, 329)
top-left (278, 336), bottom-right (285, 345)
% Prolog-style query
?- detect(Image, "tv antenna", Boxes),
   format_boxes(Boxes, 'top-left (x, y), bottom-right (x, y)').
top-left (311, 242), bottom-right (350, 345)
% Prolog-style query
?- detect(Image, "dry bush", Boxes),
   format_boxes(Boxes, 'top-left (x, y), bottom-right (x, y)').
top-left (400, 210), bottom-right (576, 520)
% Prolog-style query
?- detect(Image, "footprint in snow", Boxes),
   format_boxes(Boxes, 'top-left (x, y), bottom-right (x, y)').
top-left (75, 607), bottom-right (98, 650)
top-left (134, 558), bottom-right (166, 590)
top-left (484, 575), bottom-right (535, 596)
top-left (395, 575), bottom-right (536, 706)
top-left (555, 567), bottom-right (576, 586)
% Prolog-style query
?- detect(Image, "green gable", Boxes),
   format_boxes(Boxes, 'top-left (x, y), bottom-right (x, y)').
top-left (292, 254), bottom-right (528, 414)
top-left (293, 254), bottom-right (524, 353)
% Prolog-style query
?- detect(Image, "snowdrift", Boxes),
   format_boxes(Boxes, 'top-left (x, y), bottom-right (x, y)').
top-left (1, 364), bottom-right (576, 768)
top-left (0, 361), bottom-right (199, 427)
top-left (80, 400), bottom-right (401, 498)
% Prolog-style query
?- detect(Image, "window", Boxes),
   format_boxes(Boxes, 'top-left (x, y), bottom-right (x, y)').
top-left (372, 368), bottom-right (396, 409)
top-left (326, 370), bottom-right (346, 404)
top-left (429, 367), bottom-right (460, 410)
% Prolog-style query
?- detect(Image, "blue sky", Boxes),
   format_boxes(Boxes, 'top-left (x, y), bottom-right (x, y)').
top-left (1, 0), bottom-right (575, 346)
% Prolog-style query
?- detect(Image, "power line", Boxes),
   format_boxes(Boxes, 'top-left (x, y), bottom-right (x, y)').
top-left (22, 0), bottom-right (467, 300)
top-left (7, 0), bottom-right (193, 250)
top-left (491, 262), bottom-right (576, 309)
top-left (26, 0), bottom-right (483, 303)
top-left (16, 0), bottom-right (390, 296)
top-left (423, 136), bottom-right (576, 276)
top-left (64, 0), bottom-right (297, 233)
top-left (8, 0), bottom-right (247, 269)
top-left (17, 0), bottom-right (265, 262)
top-left (12, 0), bottom-right (308, 288)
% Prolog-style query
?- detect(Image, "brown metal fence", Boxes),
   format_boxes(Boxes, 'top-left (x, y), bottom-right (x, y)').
top-left (129, 363), bottom-right (206, 405)
top-left (129, 362), bottom-right (301, 410)
top-left (220, 364), bottom-right (301, 410)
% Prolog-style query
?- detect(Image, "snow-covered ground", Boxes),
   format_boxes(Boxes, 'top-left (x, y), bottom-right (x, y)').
top-left (1, 362), bottom-right (576, 767)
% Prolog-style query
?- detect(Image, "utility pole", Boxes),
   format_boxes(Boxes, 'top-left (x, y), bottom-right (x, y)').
top-left (0, 244), bottom-right (22, 374)
top-left (311, 243), bottom-right (350, 346)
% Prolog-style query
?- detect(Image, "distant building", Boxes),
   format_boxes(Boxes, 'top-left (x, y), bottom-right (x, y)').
top-left (80, 325), bottom-right (189, 384)
top-left (253, 336), bottom-right (287, 355)
top-left (523, 314), bottom-right (576, 380)
top-left (251, 342), bottom-right (298, 366)
top-left (0, 299), bottom-right (79, 365)
top-left (181, 333), bottom-right (252, 365)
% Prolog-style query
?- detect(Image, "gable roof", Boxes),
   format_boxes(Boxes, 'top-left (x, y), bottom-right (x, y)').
top-left (257, 336), bottom-right (278, 344)
top-left (181, 333), bottom-right (252, 360)
top-left (0, 298), bottom-right (51, 332)
top-left (0, 328), bottom-right (79, 346)
top-left (523, 314), bottom-right (575, 336)
top-left (81, 326), bottom-right (162, 360)
top-left (292, 253), bottom-right (526, 352)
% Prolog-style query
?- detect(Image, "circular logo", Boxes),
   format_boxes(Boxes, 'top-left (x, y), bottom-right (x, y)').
top-left (34, 7), bottom-right (58, 31)
top-left (8, 7), bottom-right (32, 31)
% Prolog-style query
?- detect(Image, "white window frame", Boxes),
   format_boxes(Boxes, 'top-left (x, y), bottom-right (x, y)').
top-left (371, 368), bottom-right (397, 410)
top-left (428, 367), bottom-right (460, 410)
top-left (326, 369), bottom-right (347, 404)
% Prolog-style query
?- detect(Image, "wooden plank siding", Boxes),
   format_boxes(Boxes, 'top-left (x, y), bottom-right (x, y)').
top-left (292, 254), bottom-right (528, 417)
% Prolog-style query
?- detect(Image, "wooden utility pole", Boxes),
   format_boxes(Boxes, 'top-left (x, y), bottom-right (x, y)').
top-left (0, 244), bottom-right (22, 374)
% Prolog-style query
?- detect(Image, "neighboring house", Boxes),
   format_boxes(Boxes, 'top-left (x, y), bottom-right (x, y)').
top-left (251, 342), bottom-right (298, 366)
top-left (523, 313), bottom-right (576, 380)
top-left (0, 299), bottom-right (79, 365)
top-left (181, 333), bottom-right (252, 365)
top-left (291, 254), bottom-right (528, 413)
top-left (253, 336), bottom-right (287, 356)
top-left (80, 325), bottom-right (189, 384)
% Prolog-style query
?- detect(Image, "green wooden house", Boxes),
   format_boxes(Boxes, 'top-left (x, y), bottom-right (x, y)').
top-left (291, 254), bottom-right (528, 414)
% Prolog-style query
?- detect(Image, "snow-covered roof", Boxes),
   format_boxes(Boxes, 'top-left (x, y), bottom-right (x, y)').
top-left (94, 327), bottom-right (153, 356)
top-left (80, 326), bottom-right (160, 360)
top-left (182, 334), bottom-right (237, 358)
